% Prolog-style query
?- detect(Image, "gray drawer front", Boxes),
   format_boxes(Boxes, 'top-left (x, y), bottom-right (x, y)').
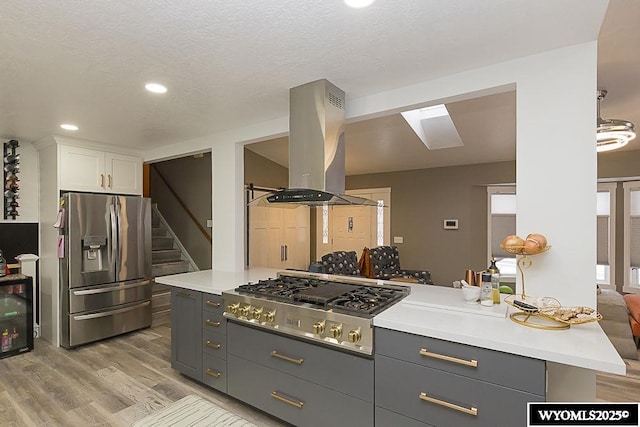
top-left (376, 407), bottom-right (433, 427)
top-left (376, 355), bottom-right (543, 427)
top-left (228, 355), bottom-right (373, 427)
top-left (202, 294), bottom-right (223, 314)
top-left (376, 327), bottom-right (545, 395)
top-left (202, 353), bottom-right (227, 393)
top-left (228, 321), bottom-right (373, 401)
top-left (203, 329), bottom-right (226, 359)
top-left (203, 312), bottom-right (226, 335)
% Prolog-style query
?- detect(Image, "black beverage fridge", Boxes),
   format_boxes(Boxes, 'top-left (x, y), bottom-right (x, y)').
top-left (0, 274), bottom-right (33, 359)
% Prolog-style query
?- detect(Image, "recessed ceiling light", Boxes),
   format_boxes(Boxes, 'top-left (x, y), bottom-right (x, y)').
top-left (60, 124), bottom-right (79, 131)
top-left (344, 0), bottom-right (375, 8)
top-left (145, 83), bottom-right (167, 94)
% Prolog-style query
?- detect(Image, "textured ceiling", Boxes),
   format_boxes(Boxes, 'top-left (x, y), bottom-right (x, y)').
top-left (0, 0), bottom-right (608, 152)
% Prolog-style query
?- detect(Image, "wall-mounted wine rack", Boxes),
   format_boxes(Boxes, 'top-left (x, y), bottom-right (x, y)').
top-left (3, 140), bottom-right (20, 220)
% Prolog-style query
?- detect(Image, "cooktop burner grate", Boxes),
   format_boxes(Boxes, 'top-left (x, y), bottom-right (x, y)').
top-left (327, 286), bottom-right (407, 316)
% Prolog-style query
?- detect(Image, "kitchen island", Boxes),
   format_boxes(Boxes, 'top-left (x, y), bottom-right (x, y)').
top-left (157, 269), bottom-right (626, 426)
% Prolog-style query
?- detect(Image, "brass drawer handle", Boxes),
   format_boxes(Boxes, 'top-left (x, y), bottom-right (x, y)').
top-left (271, 350), bottom-right (304, 365)
top-left (205, 368), bottom-right (221, 378)
top-left (177, 290), bottom-right (191, 297)
top-left (107, 174), bottom-right (112, 188)
top-left (419, 348), bottom-right (478, 368)
top-left (419, 392), bottom-right (477, 416)
top-left (100, 174), bottom-right (104, 187)
top-left (206, 300), bottom-right (221, 308)
top-left (206, 340), bottom-right (221, 349)
top-left (271, 391), bottom-right (304, 409)
top-left (205, 319), bottom-right (221, 327)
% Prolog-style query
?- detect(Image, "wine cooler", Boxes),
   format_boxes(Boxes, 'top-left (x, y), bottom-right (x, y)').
top-left (0, 275), bottom-right (33, 359)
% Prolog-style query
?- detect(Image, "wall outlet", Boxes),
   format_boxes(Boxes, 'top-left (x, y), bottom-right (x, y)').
top-left (206, 219), bottom-right (213, 228)
top-left (393, 236), bottom-right (404, 244)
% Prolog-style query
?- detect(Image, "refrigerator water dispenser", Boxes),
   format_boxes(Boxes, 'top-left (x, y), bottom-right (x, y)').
top-left (82, 236), bottom-right (107, 272)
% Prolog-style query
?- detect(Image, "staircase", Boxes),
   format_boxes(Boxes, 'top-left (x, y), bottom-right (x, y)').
top-left (151, 205), bottom-right (198, 326)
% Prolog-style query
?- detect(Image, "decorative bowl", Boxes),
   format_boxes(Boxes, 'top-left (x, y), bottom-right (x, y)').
top-left (461, 286), bottom-right (481, 304)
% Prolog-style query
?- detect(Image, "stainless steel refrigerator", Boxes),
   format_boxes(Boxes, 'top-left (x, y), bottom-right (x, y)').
top-left (59, 192), bottom-right (152, 348)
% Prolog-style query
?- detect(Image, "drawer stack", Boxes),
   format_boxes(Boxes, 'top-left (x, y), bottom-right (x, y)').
top-left (227, 321), bottom-right (374, 427)
top-left (375, 327), bottom-right (546, 427)
top-left (202, 294), bottom-right (227, 392)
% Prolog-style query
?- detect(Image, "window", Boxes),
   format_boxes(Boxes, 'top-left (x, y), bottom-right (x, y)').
top-left (597, 183), bottom-right (616, 288)
top-left (623, 181), bottom-right (640, 293)
top-left (487, 186), bottom-right (516, 280)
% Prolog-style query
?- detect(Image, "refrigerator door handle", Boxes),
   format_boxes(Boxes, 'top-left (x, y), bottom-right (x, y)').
top-left (72, 280), bottom-right (151, 296)
top-left (110, 203), bottom-right (118, 274)
top-left (73, 301), bottom-right (151, 321)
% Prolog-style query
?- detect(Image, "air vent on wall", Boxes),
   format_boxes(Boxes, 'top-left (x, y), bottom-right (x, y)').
top-left (329, 92), bottom-right (344, 110)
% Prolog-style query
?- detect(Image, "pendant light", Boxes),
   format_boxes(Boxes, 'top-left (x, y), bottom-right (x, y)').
top-left (597, 90), bottom-right (636, 152)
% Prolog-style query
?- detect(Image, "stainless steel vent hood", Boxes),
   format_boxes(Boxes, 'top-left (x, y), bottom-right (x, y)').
top-left (249, 79), bottom-right (377, 207)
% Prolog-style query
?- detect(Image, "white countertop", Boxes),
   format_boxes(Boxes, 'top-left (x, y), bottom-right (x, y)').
top-left (374, 285), bottom-right (626, 375)
top-left (155, 268), bottom-right (282, 294)
top-left (158, 270), bottom-right (625, 375)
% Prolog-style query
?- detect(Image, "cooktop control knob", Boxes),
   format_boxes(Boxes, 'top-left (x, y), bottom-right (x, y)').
top-left (227, 303), bottom-right (240, 314)
top-left (348, 327), bottom-right (362, 343)
top-left (329, 323), bottom-right (342, 339)
top-left (251, 307), bottom-right (263, 321)
top-left (264, 310), bottom-right (276, 323)
top-left (239, 304), bottom-right (252, 318)
top-left (312, 320), bottom-right (325, 335)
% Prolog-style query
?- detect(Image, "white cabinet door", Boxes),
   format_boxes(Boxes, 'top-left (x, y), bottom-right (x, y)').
top-left (59, 145), bottom-right (106, 192)
top-left (105, 152), bottom-right (143, 195)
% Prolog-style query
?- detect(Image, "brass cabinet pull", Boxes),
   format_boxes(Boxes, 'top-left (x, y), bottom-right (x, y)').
top-left (177, 290), bottom-right (191, 297)
top-left (100, 174), bottom-right (105, 187)
top-left (270, 350), bottom-right (304, 365)
top-left (270, 391), bottom-right (303, 409)
top-left (205, 319), bottom-right (221, 327)
top-left (206, 300), bottom-right (221, 308)
top-left (206, 340), bottom-right (221, 349)
top-left (419, 392), bottom-right (477, 416)
top-left (205, 368), bottom-right (221, 378)
top-left (419, 348), bottom-right (478, 368)
top-left (107, 174), bottom-right (112, 188)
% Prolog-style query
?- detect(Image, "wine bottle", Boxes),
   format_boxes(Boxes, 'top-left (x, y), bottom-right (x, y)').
top-left (3, 164), bottom-right (19, 173)
top-left (3, 153), bottom-right (19, 163)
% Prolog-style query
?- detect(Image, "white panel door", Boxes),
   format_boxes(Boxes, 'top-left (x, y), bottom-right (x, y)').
top-left (59, 145), bottom-right (106, 192)
top-left (283, 207), bottom-right (310, 269)
top-left (106, 153), bottom-right (143, 195)
top-left (332, 206), bottom-right (371, 254)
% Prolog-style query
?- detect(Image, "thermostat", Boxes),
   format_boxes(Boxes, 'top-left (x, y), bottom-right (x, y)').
top-left (443, 219), bottom-right (459, 230)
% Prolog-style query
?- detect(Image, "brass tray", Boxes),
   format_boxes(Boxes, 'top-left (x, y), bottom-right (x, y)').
top-left (539, 306), bottom-right (602, 325)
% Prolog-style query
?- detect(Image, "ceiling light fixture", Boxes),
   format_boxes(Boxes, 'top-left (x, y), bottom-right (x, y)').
top-left (60, 124), bottom-right (79, 131)
top-left (145, 83), bottom-right (167, 94)
top-left (596, 90), bottom-right (636, 152)
top-left (344, 0), bottom-right (375, 8)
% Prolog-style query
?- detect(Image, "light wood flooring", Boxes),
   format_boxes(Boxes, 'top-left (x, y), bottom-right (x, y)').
top-left (0, 324), bottom-right (286, 427)
top-left (0, 324), bottom-right (637, 426)
top-left (596, 348), bottom-right (640, 402)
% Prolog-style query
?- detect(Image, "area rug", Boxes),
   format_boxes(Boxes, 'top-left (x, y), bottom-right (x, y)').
top-left (131, 395), bottom-right (258, 427)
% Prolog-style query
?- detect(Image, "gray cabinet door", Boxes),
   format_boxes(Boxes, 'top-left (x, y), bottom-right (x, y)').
top-left (170, 288), bottom-right (202, 381)
top-left (202, 352), bottom-right (227, 393)
top-left (228, 321), bottom-right (374, 402)
top-left (376, 355), bottom-right (543, 427)
top-left (376, 327), bottom-right (546, 396)
top-left (228, 354), bottom-right (373, 427)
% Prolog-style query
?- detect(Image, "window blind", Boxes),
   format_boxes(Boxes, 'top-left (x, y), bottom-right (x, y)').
top-left (630, 216), bottom-right (640, 267)
top-left (491, 214), bottom-right (516, 258)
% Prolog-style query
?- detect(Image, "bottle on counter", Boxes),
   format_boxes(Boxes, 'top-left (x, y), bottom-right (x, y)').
top-left (0, 250), bottom-right (6, 277)
top-left (488, 257), bottom-right (501, 304)
top-left (1, 328), bottom-right (10, 352)
top-left (480, 272), bottom-right (494, 306)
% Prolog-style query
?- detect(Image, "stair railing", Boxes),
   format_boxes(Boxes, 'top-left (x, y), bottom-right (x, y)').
top-left (152, 204), bottom-right (200, 273)
top-left (151, 163), bottom-right (212, 244)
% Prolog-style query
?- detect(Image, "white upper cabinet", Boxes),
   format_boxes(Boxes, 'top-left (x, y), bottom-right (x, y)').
top-left (59, 145), bottom-right (142, 195)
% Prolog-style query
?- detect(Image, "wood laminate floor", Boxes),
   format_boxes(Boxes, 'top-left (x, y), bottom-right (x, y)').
top-left (0, 325), bottom-right (286, 427)
top-left (0, 324), bottom-right (637, 426)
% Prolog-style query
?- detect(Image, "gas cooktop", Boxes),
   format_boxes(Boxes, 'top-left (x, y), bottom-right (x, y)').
top-left (223, 273), bottom-right (410, 355)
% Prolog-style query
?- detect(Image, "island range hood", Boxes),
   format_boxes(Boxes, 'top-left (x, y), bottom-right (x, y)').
top-left (249, 79), bottom-right (377, 207)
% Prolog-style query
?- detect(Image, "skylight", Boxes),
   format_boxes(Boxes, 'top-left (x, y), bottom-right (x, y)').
top-left (401, 104), bottom-right (464, 150)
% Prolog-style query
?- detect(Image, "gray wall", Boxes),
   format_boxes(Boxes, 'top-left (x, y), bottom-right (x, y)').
top-left (347, 161), bottom-right (516, 286)
top-left (150, 153), bottom-right (212, 269)
top-left (244, 149), bottom-right (288, 188)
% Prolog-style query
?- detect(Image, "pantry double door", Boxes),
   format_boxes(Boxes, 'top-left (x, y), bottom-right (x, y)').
top-left (248, 202), bottom-right (310, 270)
